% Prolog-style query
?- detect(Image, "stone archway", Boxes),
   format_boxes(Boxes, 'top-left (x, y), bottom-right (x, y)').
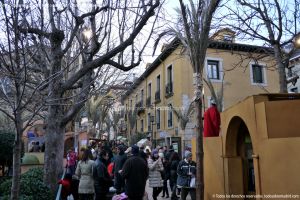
top-left (225, 116), bottom-right (255, 196)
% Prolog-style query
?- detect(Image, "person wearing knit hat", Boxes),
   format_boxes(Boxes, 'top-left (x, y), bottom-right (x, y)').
top-left (131, 145), bottom-right (139, 155)
top-left (184, 151), bottom-right (192, 159)
top-left (176, 151), bottom-right (196, 200)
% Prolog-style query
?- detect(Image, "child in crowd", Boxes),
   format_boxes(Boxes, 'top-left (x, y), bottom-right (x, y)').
top-left (58, 173), bottom-right (72, 200)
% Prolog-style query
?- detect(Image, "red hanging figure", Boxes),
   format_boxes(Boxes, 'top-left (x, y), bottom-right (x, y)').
top-left (204, 98), bottom-right (220, 137)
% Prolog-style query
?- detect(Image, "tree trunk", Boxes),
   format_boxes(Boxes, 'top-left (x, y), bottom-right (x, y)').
top-left (10, 111), bottom-right (23, 200)
top-left (273, 45), bottom-right (288, 93)
top-left (44, 109), bottom-right (65, 192)
top-left (194, 74), bottom-right (204, 200)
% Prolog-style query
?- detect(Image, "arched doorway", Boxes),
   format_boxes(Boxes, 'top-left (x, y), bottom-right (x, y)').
top-left (226, 117), bottom-right (255, 196)
top-left (237, 121), bottom-right (255, 195)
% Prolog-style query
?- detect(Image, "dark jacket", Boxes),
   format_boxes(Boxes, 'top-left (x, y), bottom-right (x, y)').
top-left (121, 155), bottom-right (149, 199)
top-left (162, 159), bottom-right (171, 180)
top-left (114, 153), bottom-right (127, 175)
top-left (170, 160), bottom-right (179, 184)
top-left (93, 158), bottom-right (113, 194)
top-left (165, 149), bottom-right (174, 161)
top-left (113, 152), bottom-right (127, 193)
top-left (176, 159), bottom-right (196, 188)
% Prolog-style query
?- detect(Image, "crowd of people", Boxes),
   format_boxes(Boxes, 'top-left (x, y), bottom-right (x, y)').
top-left (60, 141), bottom-right (196, 200)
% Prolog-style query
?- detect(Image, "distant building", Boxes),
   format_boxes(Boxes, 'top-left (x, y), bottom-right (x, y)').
top-left (287, 49), bottom-right (300, 93)
top-left (122, 29), bottom-right (280, 152)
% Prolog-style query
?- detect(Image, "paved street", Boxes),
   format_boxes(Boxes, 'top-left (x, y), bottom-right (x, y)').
top-left (67, 180), bottom-right (192, 200)
top-left (145, 180), bottom-right (192, 200)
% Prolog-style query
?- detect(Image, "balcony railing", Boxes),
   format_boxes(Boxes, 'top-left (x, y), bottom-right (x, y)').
top-left (155, 90), bottom-right (161, 102)
top-left (168, 119), bottom-right (173, 127)
top-left (165, 82), bottom-right (173, 97)
top-left (157, 123), bottom-right (160, 130)
top-left (136, 101), bottom-right (145, 114)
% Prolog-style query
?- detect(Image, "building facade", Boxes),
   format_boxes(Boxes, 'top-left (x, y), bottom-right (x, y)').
top-left (203, 94), bottom-right (300, 198)
top-left (122, 30), bottom-right (280, 152)
top-left (287, 49), bottom-right (300, 93)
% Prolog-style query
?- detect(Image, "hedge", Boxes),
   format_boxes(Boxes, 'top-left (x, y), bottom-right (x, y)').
top-left (0, 168), bottom-right (54, 200)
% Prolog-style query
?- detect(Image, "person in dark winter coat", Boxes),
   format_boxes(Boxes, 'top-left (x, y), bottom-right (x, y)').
top-left (113, 145), bottom-right (127, 194)
top-left (121, 145), bottom-right (149, 200)
top-left (165, 145), bottom-right (175, 161)
top-left (93, 150), bottom-right (113, 200)
top-left (169, 152), bottom-right (180, 200)
top-left (177, 151), bottom-right (196, 200)
top-left (161, 152), bottom-right (170, 198)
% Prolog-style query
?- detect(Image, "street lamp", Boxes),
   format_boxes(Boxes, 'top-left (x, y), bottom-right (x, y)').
top-left (150, 115), bottom-right (156, 147)
top-left (82, 27), bottom-right (93, 43)
top-left (74, 122), bottom-right (79, 153)
top-left (293, 33), bottom-right (300, 49)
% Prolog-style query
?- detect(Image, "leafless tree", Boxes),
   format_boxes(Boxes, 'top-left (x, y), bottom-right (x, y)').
top-left (204, 75), bottom-right (225, 112)
top-left (168, 100), bottom-right (194, 134)
top-left (127, 106), bottom-right (138, 142)
top-left (154, 0), bottom-right (221, 198)
top-left (0, 1), bottom-right (48, 199)
top-left (11, 0), bottom-right (162, 191)
top-left (225, 0), bottom-right (300, 92)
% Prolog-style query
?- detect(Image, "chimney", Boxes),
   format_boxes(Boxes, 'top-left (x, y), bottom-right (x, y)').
top-left (161, 43), bottom-right (167, 52)
top-left (145, 63), bottom-right (151, 69)
top-left (211, 28), bottom-right (236, 43)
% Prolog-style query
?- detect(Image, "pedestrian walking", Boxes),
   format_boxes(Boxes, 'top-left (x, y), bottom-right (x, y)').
top-left (165, 145), bottom-right (175, 161)
top-left (75, 149), bottom-right (95, 200)
top-left (114, 145), bottom-right (127, 194)
top-left (66, 148), bottom-right (77, 175)
top-left (148, 150), bottom-right (164, 200)
top-left (169, 152), bottom-right (180, 200)
top-left (121, 145), bottom-right (149, 200)
top-left (93, 150), bottom-right (113, 200)
top-left (161, 153), bottom-right (170, 198)
top-left (177, 151), bottom-right (196, 200)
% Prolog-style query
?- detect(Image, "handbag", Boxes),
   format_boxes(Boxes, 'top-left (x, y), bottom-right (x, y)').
top-left (189, 176), bottom-right (196, 188)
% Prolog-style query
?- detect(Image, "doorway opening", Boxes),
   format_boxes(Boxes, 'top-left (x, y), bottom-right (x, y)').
top-left (226, 117), bottom-right (255, 196)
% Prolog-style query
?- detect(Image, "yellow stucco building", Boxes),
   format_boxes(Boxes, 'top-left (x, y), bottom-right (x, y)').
top-left (122, 29), bottom-right (280, 153)
top-left (204, 93), bottom-right (300, 199)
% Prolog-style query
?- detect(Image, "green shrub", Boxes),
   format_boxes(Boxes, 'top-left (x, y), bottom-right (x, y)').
top-left (0, 168), bottom-right (54, 200)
